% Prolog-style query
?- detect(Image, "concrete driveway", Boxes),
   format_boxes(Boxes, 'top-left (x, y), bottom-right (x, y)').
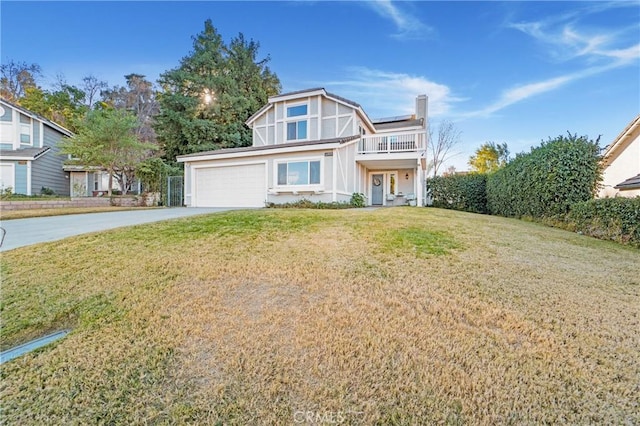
top-left (0, 208), bottom-right (236, 252)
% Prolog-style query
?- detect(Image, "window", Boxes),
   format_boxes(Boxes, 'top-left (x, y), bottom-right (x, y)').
top-left (287, 105), bottom-right (307, 117)
top-left (19, 114), bottom-right (31, 145)
top-left (20, 124), bottom-right (31, 144)
top-left (285, 104), bottom-right (308, 141)
top-left (277, 160), bottom-right (321, 186)
top-left (287, 120), bottom-right (307, 140)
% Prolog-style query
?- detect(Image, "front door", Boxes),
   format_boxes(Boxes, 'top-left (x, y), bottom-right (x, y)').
top-left (371, 174), bottom-right (383, 205)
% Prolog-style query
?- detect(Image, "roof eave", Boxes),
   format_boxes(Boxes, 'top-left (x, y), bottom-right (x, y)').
top-left (603, 114), bottom-right (640, 161)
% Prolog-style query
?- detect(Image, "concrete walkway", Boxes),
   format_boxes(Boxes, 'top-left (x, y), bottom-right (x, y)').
top-left (0, 208), bottom-right (234, 252)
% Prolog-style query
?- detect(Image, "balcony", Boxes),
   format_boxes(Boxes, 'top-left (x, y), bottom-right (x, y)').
top-left (357, 131), bottom-right (426, 154)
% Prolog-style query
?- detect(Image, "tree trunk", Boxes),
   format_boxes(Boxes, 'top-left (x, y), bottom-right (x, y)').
top-left (107, 168), bottom-right (113, 197)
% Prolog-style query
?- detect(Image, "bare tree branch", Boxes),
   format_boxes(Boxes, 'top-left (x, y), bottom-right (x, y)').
top-left (0, 60), bottom-right (41, 101)
top-left (428, 120), bottom-right (462, 177)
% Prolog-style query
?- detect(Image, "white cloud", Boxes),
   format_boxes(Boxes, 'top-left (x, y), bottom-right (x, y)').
top-left (467, 5), bottom-right (639, 117)
top-left (323, 67), bottom-right (462, 118)
top-left (466, 74), bottom-right (576, 118)
top-left (465, 60), bottom-right (627, 119)
top-left (365, 1), bottom-right (433, 40)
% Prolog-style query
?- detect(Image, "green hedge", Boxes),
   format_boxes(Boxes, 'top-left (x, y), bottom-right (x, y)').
top-left (566, 197), bottom-right (640, 247)
top-left (427, 174), bottom-right (487, 214)
top-left (266, 193), bottom-right (366, 209)
top-left (487, 133), bottom-right (601, 218)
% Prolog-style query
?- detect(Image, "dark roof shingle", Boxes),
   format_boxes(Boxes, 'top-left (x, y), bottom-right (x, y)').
top-left (614, 174), bottom-right (640, 190)
top-left (177, 135), bottom-right (359, 160)
top-left (0, 146), bottom-right (50, 159)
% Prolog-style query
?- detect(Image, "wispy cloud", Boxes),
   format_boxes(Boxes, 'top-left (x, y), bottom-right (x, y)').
top-left (364, 1), bottom-right (433, 40)
top-left (322, 67), bottom-right (462, 118)
top-left (467, 4), bottom-right (639, 117)
top-left (466, 72), bottom-right (580, 118)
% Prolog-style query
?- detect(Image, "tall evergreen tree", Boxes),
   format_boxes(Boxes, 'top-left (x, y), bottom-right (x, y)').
top-left (154, 20), bottom-right (281, 162)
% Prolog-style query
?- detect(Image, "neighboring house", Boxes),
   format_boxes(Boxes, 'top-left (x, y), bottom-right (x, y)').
top-left (63, 164), bottom-right (138, 197)
top-left (177, 88), bottom-right (428, 207)
top-left (599, 114), bottom-right (640, 198)
top-left (0, 98), bottom-right (72, 196)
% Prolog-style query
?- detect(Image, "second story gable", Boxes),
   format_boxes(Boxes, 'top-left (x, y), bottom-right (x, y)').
top-left (245, 88), bottom-right (377, 147)
top-left (0, 98), bottom-right (72, 152)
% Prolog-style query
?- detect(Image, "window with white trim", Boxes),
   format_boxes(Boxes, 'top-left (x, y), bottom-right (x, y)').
top-left (277, 160), bottom-right (321, 186)
top-left (19, 113), bottom-right (31, 145)
top-left (285, 104), bottom-right (308, 141)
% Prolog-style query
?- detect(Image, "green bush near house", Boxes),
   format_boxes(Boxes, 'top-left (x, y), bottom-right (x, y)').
top-left (487, 133), bottom-right (601, 218)
top-left (565, 197), bottom-right (640, 247)
top-left (267, 193), bottom-right (367, 209)
top-left (427, 174), bottom-right (487, 214)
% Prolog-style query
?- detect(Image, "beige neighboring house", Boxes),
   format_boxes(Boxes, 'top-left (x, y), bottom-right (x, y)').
top-left (178, 88), bottom-right (428, 207)
top-left (63, 164), bottom-right (131, 197)
top-left (599, 114), bottom-right (640, 198)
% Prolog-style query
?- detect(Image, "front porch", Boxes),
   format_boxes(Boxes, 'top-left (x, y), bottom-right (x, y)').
top-left (356, 157), bottom-right (425, 207)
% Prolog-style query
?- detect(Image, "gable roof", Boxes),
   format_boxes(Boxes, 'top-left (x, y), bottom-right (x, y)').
top-left (245, 88), bottom-right (376, 132)
top-left (614, 173), bottom-right (640, 190)
top-left (0, 146), bottom-right (50, 160)
top-left (177, 135), bottom-right (359, 162)
top-left (602, 114), bottom-right (640, 166)
top-left (0, 98), bottom-right (73, 137)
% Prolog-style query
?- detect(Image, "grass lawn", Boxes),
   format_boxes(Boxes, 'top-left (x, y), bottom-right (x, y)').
top-left (1, 208), bottom-right (638, 424)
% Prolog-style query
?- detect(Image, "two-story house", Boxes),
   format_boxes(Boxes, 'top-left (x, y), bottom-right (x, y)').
top-left (0, 98), bottom-right (72, 196)
top-left (177, 88), bottom-right (428, 207)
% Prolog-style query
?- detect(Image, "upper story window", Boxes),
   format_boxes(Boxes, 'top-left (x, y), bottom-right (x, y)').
top-left (286, 104), bottom-right (308, 141)
top-left (19, 113), bottom-right (31, 145)
top-left (287, 105), bottom-right (307, 117)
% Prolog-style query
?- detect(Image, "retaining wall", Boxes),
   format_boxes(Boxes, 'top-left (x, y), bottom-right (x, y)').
top-left (0, 196), bottom-right (154, 211)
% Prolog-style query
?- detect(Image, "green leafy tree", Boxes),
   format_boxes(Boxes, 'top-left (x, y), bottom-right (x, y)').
top-left (20, 84), bottom-right (88, 132)
top-left (60, 109), bottom-right (156, 195)
top-left (155, 19), bottom-right (281, 162)
top-left (468, 142), bottom-right (509, 173)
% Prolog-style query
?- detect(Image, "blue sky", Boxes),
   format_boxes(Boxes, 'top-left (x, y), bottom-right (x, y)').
top-left (2, 1), bottom-right (639, 170)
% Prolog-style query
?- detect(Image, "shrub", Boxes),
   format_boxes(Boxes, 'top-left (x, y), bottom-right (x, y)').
top-left (1, 186), bottom-right (13, 200)
top-left (267, 196), bottom-right (366, 209)
top-left (566, 197), bottom-right (640, 247)
top-left (350, 192), bottom-right (366, 208)
top-left (427, 174), bottom-right (487, 214)
top-left (487, 133), bottom-right (601, 218)
top-left (40, 187), bottom-right (56, 196)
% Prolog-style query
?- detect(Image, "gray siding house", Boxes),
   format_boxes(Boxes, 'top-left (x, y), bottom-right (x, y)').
top-left (0, 98), bottom-right (72, 196)
top-left (177, 88), bottom-right (428, 207)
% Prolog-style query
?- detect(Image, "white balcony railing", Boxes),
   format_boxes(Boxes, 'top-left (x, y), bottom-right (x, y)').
top-left (358, 131), bottom-right (426, 154)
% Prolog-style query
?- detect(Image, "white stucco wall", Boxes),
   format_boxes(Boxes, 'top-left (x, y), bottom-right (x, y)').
top-left (599, 118), bottom-right (640, 198)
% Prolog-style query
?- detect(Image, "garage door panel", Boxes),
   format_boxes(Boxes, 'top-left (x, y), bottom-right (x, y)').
top-left (195, 163), bottom-right (265, 207)
top-left (0, 163), bottom-right (15, 191)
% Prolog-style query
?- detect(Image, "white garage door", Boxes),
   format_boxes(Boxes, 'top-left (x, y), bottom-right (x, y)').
top-left (0, 163), bottom-right (15, 192)
top-left (194, 163), bottom-right (265, 207)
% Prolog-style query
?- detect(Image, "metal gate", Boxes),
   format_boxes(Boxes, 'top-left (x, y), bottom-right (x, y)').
top-left (166, 176), bottom-right (184, 207)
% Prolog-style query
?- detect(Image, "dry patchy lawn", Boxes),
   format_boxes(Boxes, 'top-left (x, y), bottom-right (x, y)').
top-left (0, 208), bottom-right (638, 424)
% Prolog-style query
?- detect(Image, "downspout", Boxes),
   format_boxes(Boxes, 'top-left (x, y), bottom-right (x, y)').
top-left (26, 160), bottom-right (32, 196)
top-left (332, 148), bottom-right (337, 202)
